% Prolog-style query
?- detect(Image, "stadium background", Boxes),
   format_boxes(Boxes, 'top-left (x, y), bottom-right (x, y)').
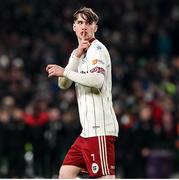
top-left (0, 0), bottom-right (179, 178)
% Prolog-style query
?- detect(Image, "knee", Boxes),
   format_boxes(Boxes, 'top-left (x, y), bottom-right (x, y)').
top-left (58, 165), bottom-right (79, 179)
top-left (99, 175), bottom-right (115, 179)
top-left (58, 167), bottom-right (65, 179)
top-left (58, 166), bottom-right (76, 179)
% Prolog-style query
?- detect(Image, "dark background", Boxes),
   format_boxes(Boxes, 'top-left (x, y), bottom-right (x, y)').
top-left (0, 0), bottom-right (179, 178)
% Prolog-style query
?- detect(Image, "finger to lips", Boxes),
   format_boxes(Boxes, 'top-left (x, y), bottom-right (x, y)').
top-left (82, 31), bottom-right (86, 40)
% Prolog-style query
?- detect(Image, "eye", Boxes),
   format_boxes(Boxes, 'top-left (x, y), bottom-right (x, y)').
top-left (77, 21), bottom-right (83, 25)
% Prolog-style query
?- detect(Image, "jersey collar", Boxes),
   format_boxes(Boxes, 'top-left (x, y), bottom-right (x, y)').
top-left (89, 38), bottom-right (96, 43)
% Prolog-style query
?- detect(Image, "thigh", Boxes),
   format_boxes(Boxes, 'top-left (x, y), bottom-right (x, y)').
top-left (82, 136), bottom-right (116, 178)
top-left (59, 165), bottom-right (82, 178)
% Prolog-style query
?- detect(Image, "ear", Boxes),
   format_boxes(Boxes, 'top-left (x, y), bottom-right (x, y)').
top-left (94, 24), bottom-right (98, 32)
top-left (73, 24), bottom-right (76, 32)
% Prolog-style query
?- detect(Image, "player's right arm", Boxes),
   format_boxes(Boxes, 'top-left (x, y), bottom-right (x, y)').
top-left (58, 36), bottom-right (90, 89)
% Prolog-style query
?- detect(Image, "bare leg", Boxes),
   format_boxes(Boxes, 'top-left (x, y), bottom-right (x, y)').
top-left (59, 165), bottom-right (82, 179)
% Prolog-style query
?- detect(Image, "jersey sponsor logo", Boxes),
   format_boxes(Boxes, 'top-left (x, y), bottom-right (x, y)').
top-left (90, 67), bottom-right (105, 75)
top-left (80, 70), bottom-right (88, 74)
top-left (92, 163), bottom-right (99, 174)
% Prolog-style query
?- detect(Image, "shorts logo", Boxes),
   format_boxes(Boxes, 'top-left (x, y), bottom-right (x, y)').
top-left (92, 163), bottom-right (99, 174)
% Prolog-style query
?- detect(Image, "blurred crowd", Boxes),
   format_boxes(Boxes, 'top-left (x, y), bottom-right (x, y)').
top-left (0, 0), bottom-right (179, 178)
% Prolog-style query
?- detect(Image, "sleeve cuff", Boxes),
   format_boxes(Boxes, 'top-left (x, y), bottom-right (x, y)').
top-left (63, 68), bottom-right (70, 77)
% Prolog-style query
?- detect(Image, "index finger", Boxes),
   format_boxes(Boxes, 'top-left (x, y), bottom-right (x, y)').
top-left (81, 31), bottom-right (86, 41)
top-left (46, 64), bottom-right (54, 71)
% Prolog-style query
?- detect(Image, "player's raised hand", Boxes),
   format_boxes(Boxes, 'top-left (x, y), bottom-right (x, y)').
top-left (75, 32), bottom-right (91, 58)
top-left (46, 64), bottom-right (64, 77)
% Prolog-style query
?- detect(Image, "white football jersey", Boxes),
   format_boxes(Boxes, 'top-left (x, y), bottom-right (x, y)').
top-left (75, 39), bottom-right (119, 138)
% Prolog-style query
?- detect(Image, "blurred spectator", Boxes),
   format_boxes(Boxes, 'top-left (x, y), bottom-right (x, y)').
top-left (23, 99), bottom-right (49, 177)
top-left (131, 104), bottom-right (156, 178)
top-left (44, 107), bottom-right (63, 178)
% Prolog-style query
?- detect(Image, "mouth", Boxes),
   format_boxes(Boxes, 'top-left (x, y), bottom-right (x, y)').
top-left (81, 31), bottom-right (87, 36)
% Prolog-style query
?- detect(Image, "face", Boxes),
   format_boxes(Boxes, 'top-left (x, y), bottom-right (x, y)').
top-left (73, 14), bottom-right (97, 41)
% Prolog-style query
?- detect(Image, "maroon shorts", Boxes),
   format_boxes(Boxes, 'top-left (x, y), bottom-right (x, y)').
top-left (62, 135), bottom-right (116, 178)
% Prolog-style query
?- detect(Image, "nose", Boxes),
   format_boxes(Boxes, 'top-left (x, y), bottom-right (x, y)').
top-left (81, 23), bottom-right (87, 29)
